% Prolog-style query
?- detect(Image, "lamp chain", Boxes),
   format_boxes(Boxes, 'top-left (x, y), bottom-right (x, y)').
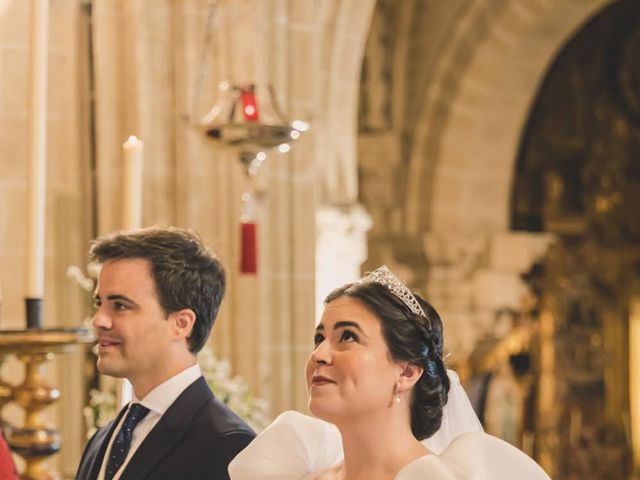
top-left (191, 0), bottom-right (219, 123)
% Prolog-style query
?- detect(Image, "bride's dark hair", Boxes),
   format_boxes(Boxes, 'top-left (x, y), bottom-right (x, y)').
top-left (325, 282), bottom-right (450, 440)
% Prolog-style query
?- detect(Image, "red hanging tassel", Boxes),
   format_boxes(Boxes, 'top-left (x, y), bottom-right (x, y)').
top-left (240, 221), bottom-right (258, 274)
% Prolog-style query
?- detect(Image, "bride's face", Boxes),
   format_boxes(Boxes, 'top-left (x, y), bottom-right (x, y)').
top-left (305, 296), bottom-right (400, 421)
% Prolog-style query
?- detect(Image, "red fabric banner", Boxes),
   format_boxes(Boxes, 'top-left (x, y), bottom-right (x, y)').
top-left (0, 428), bottom-right (18, 480)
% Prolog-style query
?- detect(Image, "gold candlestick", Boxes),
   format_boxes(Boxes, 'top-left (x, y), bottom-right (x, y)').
top-left (0, 354), bottom-right (13, 412)
top-left (0, 328), bottom-right (94, 480)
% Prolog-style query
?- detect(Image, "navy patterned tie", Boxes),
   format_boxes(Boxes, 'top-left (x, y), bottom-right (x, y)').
top-left (105, 403), bottom-right (150, 480)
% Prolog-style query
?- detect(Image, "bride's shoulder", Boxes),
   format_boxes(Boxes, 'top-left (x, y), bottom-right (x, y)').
top-left (397, 432), bottom-right (550, 480)
top-left (228, 411), bottom-right (343, 480)
top-left (436, 431), bottom-right (551, 480)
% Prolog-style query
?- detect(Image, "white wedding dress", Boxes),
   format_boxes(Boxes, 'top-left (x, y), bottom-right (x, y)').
top-left (228, 411), bottom-right (549, 480)
top-left (229, 371), bottom-right (550, 480)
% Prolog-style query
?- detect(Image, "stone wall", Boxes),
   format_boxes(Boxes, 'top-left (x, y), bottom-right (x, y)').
top-left (357, 0), bottom-right (614, 364)
top-left (0, 0), bottom-right (90, 474)
top-left (0, 0), bottom-right (323, 474)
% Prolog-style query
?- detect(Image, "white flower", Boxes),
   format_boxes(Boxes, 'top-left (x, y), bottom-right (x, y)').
top-left (66, 265), bottom-right (95, 292)
top-left (87, 261), bottom-right (102, 278)
top-left (200, 348), bottom-right (271, 431)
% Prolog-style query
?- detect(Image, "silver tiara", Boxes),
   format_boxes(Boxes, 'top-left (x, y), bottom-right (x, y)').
top-left (360, 265), bottom-right (426, 317)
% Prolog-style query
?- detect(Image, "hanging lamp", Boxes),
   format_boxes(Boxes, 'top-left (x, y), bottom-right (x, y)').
top-left (189, 0), bottom-right (309, 274)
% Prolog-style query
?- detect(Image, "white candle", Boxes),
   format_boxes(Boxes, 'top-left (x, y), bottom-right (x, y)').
top-left (122, 136), bottom-right (144, 230)
top-left (120, 135), bottom-right (143, 406)
top-left (26, 0), bottom-right (49, 299)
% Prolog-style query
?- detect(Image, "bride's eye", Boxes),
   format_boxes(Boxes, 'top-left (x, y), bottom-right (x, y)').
top-left (313, 333), bottom-right (325, 346)
top-left (340, 330), bottom-right (358, 343)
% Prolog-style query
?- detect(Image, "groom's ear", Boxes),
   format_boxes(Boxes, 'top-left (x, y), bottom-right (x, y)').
top-left (399, 362), bottom-right (424, 390)
top-left (171, 308), bottom-right (196, 341)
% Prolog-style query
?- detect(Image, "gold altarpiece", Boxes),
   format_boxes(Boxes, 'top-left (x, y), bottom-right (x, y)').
top-left (532, 243), bottom-right (637, 479)
top-left (495, 0), bottom-right (640, 477)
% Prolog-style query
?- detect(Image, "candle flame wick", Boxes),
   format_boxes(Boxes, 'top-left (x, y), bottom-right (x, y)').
top-left (127, 135), bottom-right (139, 145)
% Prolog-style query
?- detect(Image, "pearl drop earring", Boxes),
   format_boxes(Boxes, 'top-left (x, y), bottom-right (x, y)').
top-left (394, 382), bottom-right (401, 404)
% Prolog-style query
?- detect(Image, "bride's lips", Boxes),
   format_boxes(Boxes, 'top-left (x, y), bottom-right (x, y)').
top-left (311, 375), bottom-right (336, 386)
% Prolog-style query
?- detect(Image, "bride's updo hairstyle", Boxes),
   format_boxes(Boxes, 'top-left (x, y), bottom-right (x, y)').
top-left (325, 281), bottom-right (450, 440)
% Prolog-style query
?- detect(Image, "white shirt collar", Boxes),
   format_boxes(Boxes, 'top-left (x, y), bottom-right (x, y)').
top-left (132, 363), bottom-right (202, 415)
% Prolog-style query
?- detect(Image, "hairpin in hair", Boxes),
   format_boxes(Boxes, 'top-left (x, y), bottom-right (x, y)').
top-left (360, 265), bottom-right (426, 317)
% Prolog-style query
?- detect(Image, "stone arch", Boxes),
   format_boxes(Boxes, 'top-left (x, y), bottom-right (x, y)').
top-left (315, 0), bottom-right (376, 205)
top-left (313, 0), bottom-right (377, 322)
top-left (405, 0), bottom-right (615, 235)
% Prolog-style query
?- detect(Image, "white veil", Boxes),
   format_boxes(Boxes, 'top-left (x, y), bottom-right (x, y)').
top-left (422, 369), bottom-right (484, 454)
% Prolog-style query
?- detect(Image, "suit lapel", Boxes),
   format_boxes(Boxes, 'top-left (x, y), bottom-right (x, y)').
top-left (86, 406), bottom-right (128, 480)
top-left (120, 376), bottom-right (213, 479)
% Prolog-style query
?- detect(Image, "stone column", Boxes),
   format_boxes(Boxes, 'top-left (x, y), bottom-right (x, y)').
top-left (315, 204), bottom-right (372, 322)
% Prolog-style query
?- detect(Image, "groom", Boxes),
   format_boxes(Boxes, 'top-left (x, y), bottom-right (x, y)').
top-left (76, 227), bottom-right (255, 480)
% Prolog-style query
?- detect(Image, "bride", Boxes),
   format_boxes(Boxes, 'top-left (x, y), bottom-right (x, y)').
top-left (229, 266), bottom-right (550, 480)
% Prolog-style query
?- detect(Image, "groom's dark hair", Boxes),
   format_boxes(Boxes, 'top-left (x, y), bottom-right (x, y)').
top-left (90, 226), bottom-right (225, 353)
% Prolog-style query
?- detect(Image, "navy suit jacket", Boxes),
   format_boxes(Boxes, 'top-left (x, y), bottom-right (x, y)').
top-left (76, 376), bottom-right (255, 480)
